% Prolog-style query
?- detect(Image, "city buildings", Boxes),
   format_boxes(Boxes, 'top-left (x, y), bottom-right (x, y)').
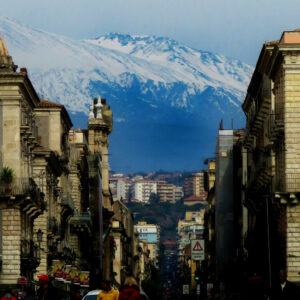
top-left (135, 221), bottom-right (160, 265)
top-left (133, 180), bottom-right (157, 203)
top-left (0, 35), bottom-right (136, 295)
top-left (242, 29), bottom-right (300, 284)
top-left (213, 129), bottom-right (245, 283)
top-left (183, 172), bottom-right (206, 198)
top-left (157, 181), bottom-right (183, 203)
top-left (177, 211), bottom-right (205, 293)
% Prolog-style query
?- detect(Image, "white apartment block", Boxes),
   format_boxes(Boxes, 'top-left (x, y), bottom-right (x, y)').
top-left (133, 180), bottom-right (157, 203)
top-left (116, 178), bottom-right (132, 201)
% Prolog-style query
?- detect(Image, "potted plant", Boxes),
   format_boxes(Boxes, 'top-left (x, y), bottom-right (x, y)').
top-left (0, 166), bottom-right (14, 194)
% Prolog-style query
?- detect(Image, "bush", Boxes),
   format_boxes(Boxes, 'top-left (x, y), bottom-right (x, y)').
top-left (0, 166), bottom-right (14, 184)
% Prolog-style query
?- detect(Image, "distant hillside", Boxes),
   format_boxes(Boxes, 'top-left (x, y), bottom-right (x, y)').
top-left (128, 201), bottom-right (205, 241)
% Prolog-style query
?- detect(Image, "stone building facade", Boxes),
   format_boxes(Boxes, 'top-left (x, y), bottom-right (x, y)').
top-left (0, 35), bottom-right (133, 294)
top-left (242, 29), bottom-right (300, 284)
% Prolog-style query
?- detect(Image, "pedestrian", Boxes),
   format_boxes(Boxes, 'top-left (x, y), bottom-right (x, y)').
top-left (22, 287), bottom-right (35, 300)
top-left (36, 274), bottom-right (60, 300)
top-left (272, 270), bottom-right (300, 300)
top-left (1, 289), bottom-right (16, 300)
top-left (97, 280), bottom-right (119, 300)
top-left (119, 277), bottom-right (141, 300)
top-left (245, 272), bottom-right (266, 300)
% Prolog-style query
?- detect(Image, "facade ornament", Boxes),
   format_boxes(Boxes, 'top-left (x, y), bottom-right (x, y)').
top-left (0, 35), bottom-right (17, 71)
top-left (89, 105), bottom-right (95, 119)
top-left (95, 96), bottom-right (103, 119)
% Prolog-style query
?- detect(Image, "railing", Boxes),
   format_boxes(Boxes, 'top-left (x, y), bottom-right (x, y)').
top-left (247, 149), bottom-right (272, 189)
top-left (61, 193), bottom-right (74, 211)
top-left (0, 177), bottom-right (42, 198)
top-left (70, 212), bottom-right (92, 225)
top-left (48, 216), bottom-right (59, 235)
top-left (269, 113), bottom-right (284, 142)
top-left (21, 239), bottom-right (40, 273)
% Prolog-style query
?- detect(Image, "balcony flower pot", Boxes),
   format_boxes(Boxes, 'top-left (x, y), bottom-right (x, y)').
top-left (0, 167), bottom-right (14, 195)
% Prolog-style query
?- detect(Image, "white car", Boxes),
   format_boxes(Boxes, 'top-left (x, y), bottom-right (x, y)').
top-left (82, 290), bottom-right (102, 300)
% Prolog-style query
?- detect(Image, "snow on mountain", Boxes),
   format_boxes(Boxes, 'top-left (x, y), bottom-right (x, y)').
top-left (0, 17), bottom-right (252, 112)
top-left (0, 16), bottom-right (253, 172)
top-left (86, 33), bottom-right (251, 95)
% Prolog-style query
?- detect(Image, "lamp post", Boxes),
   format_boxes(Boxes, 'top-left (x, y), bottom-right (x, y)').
top-left (36, 229), bottom-right (43, 258)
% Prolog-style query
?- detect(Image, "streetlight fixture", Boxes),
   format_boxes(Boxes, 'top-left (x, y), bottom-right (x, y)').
top-left (36, 229), bottom-right (44, 245)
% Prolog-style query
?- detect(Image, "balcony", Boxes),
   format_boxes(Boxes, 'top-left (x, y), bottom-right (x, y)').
top-left (48, 216), bottom-right (59, 235)
top-left (21, 239), bottom-right (40, 277)
top-left (269, 114), bottom-right (284, 144)
top-left (61, 193), bottom-right (74, 215)
top-left (20, 123), bottom-right (38, 145)
top-left (70, 212), bottom-right (92, 235)
top-left (247, 149), bottom-right (273, 194)
top-left (0, 178), bottom-right (45, 213)
top-left (244, 97), bottom-right (271, 149)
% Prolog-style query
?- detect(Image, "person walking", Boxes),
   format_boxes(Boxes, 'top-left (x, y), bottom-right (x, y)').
top-left (36, 274), bottom-right (60, 300)
top-left (97, 280), bottom-right (119, 300)
top-left (272, 270), bottom-right (300, 300)
top-left (119, 277), bottom-right (141, 300)
top-left (1, 289), bottom-right (16, 300)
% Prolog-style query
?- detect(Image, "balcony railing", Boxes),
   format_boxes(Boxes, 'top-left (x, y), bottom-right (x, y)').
top-left (61, 193), bottom-right (74, 211)
top-left (0, 177), bottom-right (43, 200)
top-left (269, 114), bottom-right (284, 143)
top-left (247, 149), bottom-right (273, 192)
top-left (21, 239), bottom-right (40, 274)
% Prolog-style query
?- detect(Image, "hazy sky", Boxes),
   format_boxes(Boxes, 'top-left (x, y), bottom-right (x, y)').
top-left (2, 0), bottom-right (300, 65)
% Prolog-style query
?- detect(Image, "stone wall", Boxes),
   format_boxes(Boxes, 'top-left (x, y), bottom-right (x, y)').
top-left (286, 205), bottom-right (300, 281)
top-left (0, 209), bottom-right (21, 284)
top-left (284, 70), bottom-right (300, 192)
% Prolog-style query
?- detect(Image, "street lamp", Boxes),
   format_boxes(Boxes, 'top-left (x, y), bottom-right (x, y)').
top-left (36, 229), bottom-right (44, 245)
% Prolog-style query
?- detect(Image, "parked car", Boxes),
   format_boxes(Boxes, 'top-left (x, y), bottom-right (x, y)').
top-left (82, 290), bottom-right (102, 300)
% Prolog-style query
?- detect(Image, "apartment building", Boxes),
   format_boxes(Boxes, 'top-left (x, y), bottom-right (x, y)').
top-left (242, 29), bottom-right (300, 283)
top-left (117, 178), bottom-right (132, 201)
top-left (135, 221), bottom-right (160, 265)
top-left (183, 172), bottom-right (205, 198)
top-left (133, 180), bottom-right (157, 203)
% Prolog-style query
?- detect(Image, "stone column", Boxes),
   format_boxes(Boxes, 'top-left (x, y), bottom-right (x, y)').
top-left (34, 213), bottom-right (48, 276)
top-left (112, 232), bottom-right (122, 284)
top-left (286, 204), bottom-right (300, 281)
top-left (0, 208), bottom-right (21, 284)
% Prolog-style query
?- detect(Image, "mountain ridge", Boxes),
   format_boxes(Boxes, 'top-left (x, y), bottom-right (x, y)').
top-left (0, 16), bottom-right (253, 172)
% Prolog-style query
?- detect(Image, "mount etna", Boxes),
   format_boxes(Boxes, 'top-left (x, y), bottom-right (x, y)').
top-left (0, 16), bottom-right (253, 172)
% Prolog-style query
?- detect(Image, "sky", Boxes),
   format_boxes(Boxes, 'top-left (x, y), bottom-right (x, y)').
top-left (2, 0), bottom-right (300, 65)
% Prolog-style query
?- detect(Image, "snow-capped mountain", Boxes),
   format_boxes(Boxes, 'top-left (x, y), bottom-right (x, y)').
top-left (0, 16), bottom-right (253, 172)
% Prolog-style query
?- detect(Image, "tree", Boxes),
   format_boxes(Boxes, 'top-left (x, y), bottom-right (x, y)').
top-left (149, 193), bottom-right (160, 205)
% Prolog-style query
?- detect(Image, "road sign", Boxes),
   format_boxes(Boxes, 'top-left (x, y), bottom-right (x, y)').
top-left (191, 239), bottom-right (205, 261)
top-left (196, 284), bottom-right (200, 295)
top-left (182, 284), bottom-right (189, 295)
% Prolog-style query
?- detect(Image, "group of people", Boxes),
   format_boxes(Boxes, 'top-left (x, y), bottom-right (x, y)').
top-left (3, 274), bottom-right (145, 300)
top-left (97, 277), bottom-right (145, 300)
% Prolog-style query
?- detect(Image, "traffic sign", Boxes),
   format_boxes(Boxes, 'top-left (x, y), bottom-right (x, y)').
top-left (182, 284), bottom-right (189, 295)
top-left (196, 284), bottom-right (200, 295)
top-left (191, 239), bottom-right (205, 261)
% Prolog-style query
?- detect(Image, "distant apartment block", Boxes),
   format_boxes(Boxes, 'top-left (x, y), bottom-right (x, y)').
top-left (133, 180), bottom-right (157, 203)
top-left (135, 221), bottom-right (160, 264)
top-left (175, 186), bottom-right (184, 202)
top-left (183, 172), bottom-right (205, 197)
top-left (117, 178), bottom-right (132, 201)
top-left (156, 181), bottom-right (183, 203)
